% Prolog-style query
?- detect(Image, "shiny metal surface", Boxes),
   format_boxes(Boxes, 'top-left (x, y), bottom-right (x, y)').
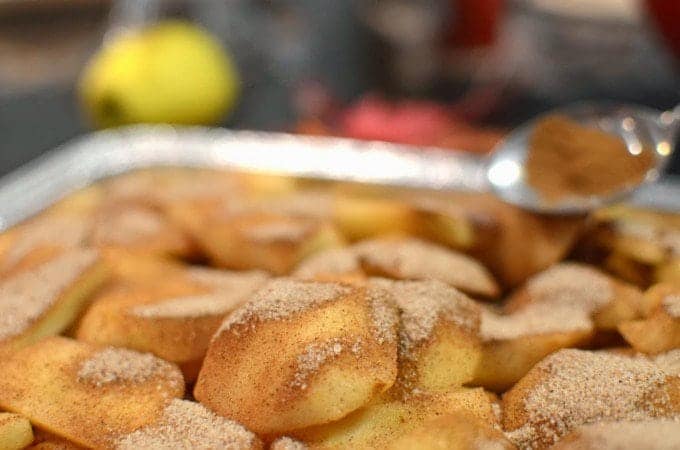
top-left (0, 125), bottom-right (677, 231)
top-left (0, 126), bottom-right (485, 230)
top-left (486, 102), bottom-right (677, 214)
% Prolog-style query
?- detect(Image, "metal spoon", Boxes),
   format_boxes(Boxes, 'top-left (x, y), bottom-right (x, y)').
top-left (486, 102), bottom-right (679, 215)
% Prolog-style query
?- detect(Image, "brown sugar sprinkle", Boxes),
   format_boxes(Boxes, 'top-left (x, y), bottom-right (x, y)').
top-left (355, 238), bottom-right (495, 294)
top-left (293, 247), bottom-right (359, 279)
top-left (91, 207), bottom-right (165, 246)
top-left (77, 347), bottom-right (182, 388)
top-left (662, 294), bottom-right (680, 318)
top-left (291, 337), bottom-right (363, 391)
top-left (0, 248), bottom-right (98, 341)
top-left (372, 279), bottom-right (480, 357)
top-left (217, 278), bottom-right (352, 336)
top-left (270, 436), bottom-right (308, 450)
top-left (480, 302), bottom-right (593, 341)
top-left (243, 221), bottom-right (314, 243)
top-left (365, 285), bottom-right (399, 345)
top-left (506, 349), bottom-right (673, 449)
top-left (2, 215), bottom-right (91, 269)
top-left (525, 263), bottom-right (613, 312)
top-left (491, 402), bottom-right (503, 425)
top-left (653, 350), bottom-right (680, 377)
top-left (115, 399), bottom-right (258, 450)
top-left (553, 419), bottom-right (680, 450)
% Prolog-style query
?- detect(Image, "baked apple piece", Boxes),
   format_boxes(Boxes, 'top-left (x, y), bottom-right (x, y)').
top-left (28, 441), bottom-right (83, 450)
top-left (194, 278), bottom-right (399, 435)
top-left (406, 191), bottom-right (584, 288)
top-left (89, 203), bottom-right (195, 258)
top-left (226, 190), bottom-right (335, 221)
top-left (0, 248), bottom-right (108, 352)
top-left (550, 419), bottom-right (680, 450)
top-left (165, 189), bottom-right (334, 248)
top-left (26, 428), bottom-right (84, 450)
top-left (656, 259), bottom-right (680, 285)
top-left (503, 349), bottom-right (680, 449)
top-left (504, 263), bottom-right (644, 333)
top-left (0, 213), bottom-right (92, 276)
top-left (113, 169), bottom-right (248, 237)
top-left (293, 388), bottom-right (496, 449)
top-left (76, 267), bottom-right (268, 381)
top-left (0, 337), bottom-right (184, 449)
top-left (47, 184), bottom-right (105, 216)
top-left (634, 281), bottom-right (680, 317)
top-left (27, 441), bottom-right (83, 450)
top-left (407, 194), bottom-right (477, 251)
top-left (588, 205), bottom-right (680, 285)
top-left (114, 399), bottom-right (262, 450)
top-left (601, 251), bottom-right (651, 287)
top-left (387, 411), bottom-right (516, 450)
top-left (619, 289), bottom-right (680, 354)
top-left (0, 413), bottom-right (33, 450)
top-left (193, 213), bottom-right (345, 274)
top-left (332, 193), bottom-right (416, 240)
top-left (98, 248), bottom-right (186, 287)
top-left (473, 303), bottom-right (595, 391)
top-left (371, 279), bottom-right (483, 394)
top-left (102, 167), bottom-right (244, 210)
top-left (234, 172), bottom-right (300, 198)
top-left (355, 238), bottom-right (499, 298)
top-left (294, 247), bottom-right (365, 283)
top-left (296, 237), bottom-right (499, 298)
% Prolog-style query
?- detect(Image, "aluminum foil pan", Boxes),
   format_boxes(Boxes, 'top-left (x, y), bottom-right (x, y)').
top-left (0, 125), bottom-right (678, 231)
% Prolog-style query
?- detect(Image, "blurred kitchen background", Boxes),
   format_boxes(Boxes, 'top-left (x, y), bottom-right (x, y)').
top-left (1, 0), bottom-right (679, 176)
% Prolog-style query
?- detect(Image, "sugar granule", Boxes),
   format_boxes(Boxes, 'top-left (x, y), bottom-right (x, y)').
top-left (115, 399), bottom-right (258, 449)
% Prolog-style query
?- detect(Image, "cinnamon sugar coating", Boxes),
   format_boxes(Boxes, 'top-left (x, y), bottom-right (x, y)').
top-left (503, 349), bottom-right (680, 449)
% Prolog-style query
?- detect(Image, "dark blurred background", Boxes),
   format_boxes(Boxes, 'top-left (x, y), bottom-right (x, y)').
top-left (1, 0), bottom-right (679, 177)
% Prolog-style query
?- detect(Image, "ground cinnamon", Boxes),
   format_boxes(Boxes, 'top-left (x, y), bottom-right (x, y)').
top-left (526, 115), bottom-right (654, 202)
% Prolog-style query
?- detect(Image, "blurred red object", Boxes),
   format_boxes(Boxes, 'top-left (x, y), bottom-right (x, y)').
top-left (295, 95), bottom-right (505, 154)
top-left (340, 96), bottom-right (452, 146)
top-left (447, 0), bottom-right (505, 48)
top-left (645, 0), bottom-right (680, 60)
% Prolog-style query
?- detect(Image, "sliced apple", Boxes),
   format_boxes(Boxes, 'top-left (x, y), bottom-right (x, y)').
top-left (0, 248), bottom-right (108, 352)
top-left (0, 337), bottom-right (184, 449)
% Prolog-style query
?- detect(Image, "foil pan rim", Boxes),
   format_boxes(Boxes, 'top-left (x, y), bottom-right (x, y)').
top-left (0, 125), bottom-right (677, 231)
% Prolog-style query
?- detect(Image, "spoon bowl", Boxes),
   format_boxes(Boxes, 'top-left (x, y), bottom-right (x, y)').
top-left (485, 102), bottom-right (676, 215)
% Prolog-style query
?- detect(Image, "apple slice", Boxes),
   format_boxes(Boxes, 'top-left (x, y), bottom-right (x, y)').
top-left (0, 248), bottom-right (108, 352)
